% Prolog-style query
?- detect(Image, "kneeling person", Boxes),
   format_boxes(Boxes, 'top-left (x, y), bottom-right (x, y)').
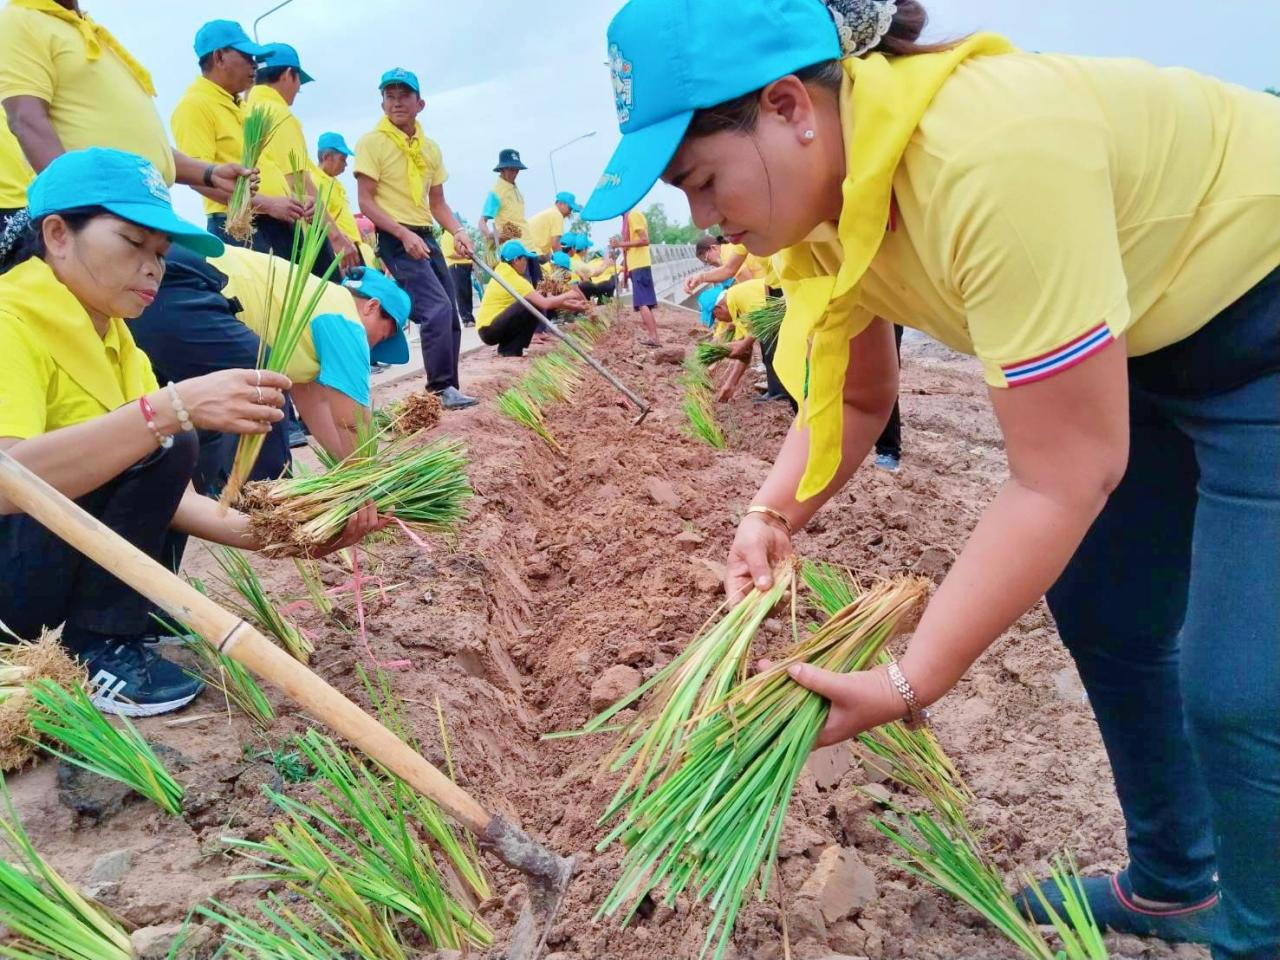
top-left (476, 240), bottom-right (588, 357)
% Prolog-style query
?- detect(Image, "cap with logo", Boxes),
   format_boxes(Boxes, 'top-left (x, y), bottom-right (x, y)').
top-left (317, 132), bottom-right (355, 157)
top-left (582, 0), bottom-right (840, 220)
top-left (554, 190), bottom-right (583, 213)
top-left (193, 20), bottom-right (269, 60)
top-left (493, 148), bottom-right (528, 173)
top-left (258, 42), bottom-right (314, 84)
top-left (499, 239), bottom-right (538, 262)
top-left (342, 267), bottom-right (412, 365)
top-left (27, 148), bottom-right (224, 257)
top-left (379, 67), bottom-right (421, 94)
top-left (551, 251), bottom-right (572, 270)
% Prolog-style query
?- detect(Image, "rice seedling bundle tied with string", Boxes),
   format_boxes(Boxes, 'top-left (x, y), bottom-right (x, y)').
top-left (695, 341), bottom-right (733, 367)
top-left (225, 104), bottom-right (280, 243)
top-left (240, 434), bottom-right (472, 555)
top-left (0, 630), bottom-right (84, 772)
top-left (744, 296), bottom-right (786, 349)
top-left (584, 565), bottom-right (929, 960)
top-left (375, 390), bottom-right (443, 436)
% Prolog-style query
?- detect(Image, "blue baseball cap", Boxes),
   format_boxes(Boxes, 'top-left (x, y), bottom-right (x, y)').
top-left (342, 267), bottom-right (412, 365)
top-left (379, 68), bottom-right (420, 94)
top-left (499, 239), bottom-right (538, 263)
top-left (573, 234), bottom-right (591, 251)
top-left (258, 43), bottom-right (314, 84)
top-left (317, 132), bottom-right (354, 156)
top-left (194, 20), bottom-right (269, 60)
top-left (555, 191), bottom-right (583, 213)
top-left (697, 284), bottom-right (724, 327)
top-left (582, 0), bottom-right (840, 220)
top-left (550, 251), bottom-right (572, 269)
top-left (28, 148), bottom-right (223, 257)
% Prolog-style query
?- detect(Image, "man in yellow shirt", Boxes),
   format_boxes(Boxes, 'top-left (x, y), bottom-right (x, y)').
top-left (171, 20), bottom-right (306, 257)
top-left (438, 216), bottom-right (476, 327)
top-left (611, 206), bottom-right (659, 345)
top-left (247, 44), bottom-right (358, 275)
top-left (0, 123), bottom-right (33, 271)
top-left (480, 148), bottom-right (528, 242)
top-left (354, 67), bottom-right (477, 409)
top-left (0, 3), bottom-right (253, 263)
top-left (525, 190), bottom-right (582, 263)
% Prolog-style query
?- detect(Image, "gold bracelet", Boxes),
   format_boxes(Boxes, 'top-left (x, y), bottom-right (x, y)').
top-left (745, 504), bottom-right (793, 535)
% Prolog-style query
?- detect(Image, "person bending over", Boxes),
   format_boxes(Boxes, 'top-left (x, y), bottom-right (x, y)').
top-left (476, 239), bottom-right (588, 357)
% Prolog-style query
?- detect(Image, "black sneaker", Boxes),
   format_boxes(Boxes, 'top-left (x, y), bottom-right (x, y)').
top-left (77, 639), bottom-right (204, 718)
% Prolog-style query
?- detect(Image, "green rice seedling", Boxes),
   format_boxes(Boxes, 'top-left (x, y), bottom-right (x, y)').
top-left (209, 546), bottom-right (312, 663)
top-left (26, 680), bottom-right (183, 815)
top-left (239, 435), bottom-right (472, 555)
top-left (696, 342), bottom-right (733, 367)
top-left (497, 386), bottom-right (560, 449)
top-left (0, 630), bottom-right (85, 772)
top-left (594, 575), bottom-right (929, 960)
top-left (184, 634), bottom-right (275, 731)
top-left (1025, 853), bottom-right (1110, 960)
top-left (294, 557), bottom-right (334, 617)
top-left (225, 104), bottom-right (280, 242)
top-left (682, 390), bottom-right (727, 448)
top-left (0, 778), bottom-right (133, 960)
top-left (744, 296), bottom-right (786, 349)
top-left (197, 894), bottom-right (367, 960)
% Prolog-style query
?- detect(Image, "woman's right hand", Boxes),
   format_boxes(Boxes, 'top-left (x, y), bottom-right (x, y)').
top-left (725, 512), bottom-right (794, 603)
top-left (168, 369), bottom-right (292, 435)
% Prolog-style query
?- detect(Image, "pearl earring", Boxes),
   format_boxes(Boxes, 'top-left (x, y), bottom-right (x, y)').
top-left (803, 129), bottom-right (816, 141)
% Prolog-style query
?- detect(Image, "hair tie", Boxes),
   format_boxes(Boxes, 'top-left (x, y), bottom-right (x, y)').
top-left (824, 0), bottom-right (899, 58)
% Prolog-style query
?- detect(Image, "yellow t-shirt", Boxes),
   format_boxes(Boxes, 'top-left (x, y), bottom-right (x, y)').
top-left (210, 246), bottom-right (355, 384)
top-left (525, 205), bottom-right (565, 256)
top-left (486, 177), bottom-right (527, 234)
top-left (310, 165), bottom-right (360, 245)
top-left (725, 278), bottom-right (768, 340)
top-left (171, 76), bottom-right (289, 215)
top-left (625, 208), bottom-right (651, 270)
top-left (595, 258), bottom-right (618, 282)
top-left (353, 124), bottom-right (447, 228)
top-left (0, 122), bottom-right (33, 209)
top-left (0, 257), bottom-right (158, 439)
top-left (438, 229), bottom-right (471, 267)
top-left (475, 261), bottom-right (533, 330)
top-left (0, 4), bottom-right (174, 185)
top-left (793, 52), bottom-right (1280, 389)
top-left (245, 84), bottom-right (309, 182)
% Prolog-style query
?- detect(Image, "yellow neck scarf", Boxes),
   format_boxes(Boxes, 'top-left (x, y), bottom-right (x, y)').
top-left (0, 258), bottom-right (153, 412)
top-left (12, 0), bottom-right (156, 97)
top-left (377, 116), bottom-right (428, 206)
top-left (774, 33), bottom-right (1014, 500)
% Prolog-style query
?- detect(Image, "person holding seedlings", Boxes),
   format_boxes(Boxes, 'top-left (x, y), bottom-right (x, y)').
top-left (311, 131), bottom-right (376, 267)
top-left (354, 67), bottom-right (478, 410)
top-left (709, 278), bottom-right (772, 405)
top-left (0, 148), bottom-right (381, 716)
top-left (171, 20), bottom-right (305, 255)
top-left (476, 239), bottom-right (589, 357)
top-left (585, 1), bottom-right (1280, 957)
top-left (610, 205), bottom-right (660, 346)
top-left (479, 148), bottom-right (529, 247)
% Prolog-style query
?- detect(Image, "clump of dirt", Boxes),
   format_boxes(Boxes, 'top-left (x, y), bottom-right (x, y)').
top-left (2, 313), bottom-right (1202, 960)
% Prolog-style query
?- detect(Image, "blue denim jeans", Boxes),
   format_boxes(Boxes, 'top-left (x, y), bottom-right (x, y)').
top-left (1046, 268), bottom-right (1280, 960)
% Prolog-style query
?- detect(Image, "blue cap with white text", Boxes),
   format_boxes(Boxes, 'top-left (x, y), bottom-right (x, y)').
top-left (194, 20), bottom-right (269, 60)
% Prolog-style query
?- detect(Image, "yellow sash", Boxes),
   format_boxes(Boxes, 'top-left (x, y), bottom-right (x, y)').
top-left (376, 116), bottom-right (428, 206)
top-left (12, 0), bottom-right (156, 97)
top-left (774, 33), bottom-right (1015, 499)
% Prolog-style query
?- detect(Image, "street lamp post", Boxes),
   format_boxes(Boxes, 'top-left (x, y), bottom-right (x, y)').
top-left (549, 130), bottom-right (597, 195)
top-left (252, 0), bottom-right (297, 41)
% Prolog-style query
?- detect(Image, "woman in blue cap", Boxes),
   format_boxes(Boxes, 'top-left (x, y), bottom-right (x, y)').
top-left (0, 148), bottom-right (380, 718)
top-left (584, 2), bottom-right (1280, 957)
top-left (475, 239), bottom-right (588, 357)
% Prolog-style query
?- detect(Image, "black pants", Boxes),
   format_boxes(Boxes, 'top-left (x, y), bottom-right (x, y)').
top-left (0, 432), bottom-right (197, 641)
top-left (378, 227), bottom-right (461, 393)
top-left (875, 324), bottom-right (904, 457)
top-left (578, 278), bottom-right (616, 303)
top-left (762, 285), bottom-right (799, 414)
top-left (449, 263), bottom-right (475, 325)
top-left (130, 247), bottom-right (291, 494)
top-left (526, 257), bottom-right (543, 288)
top-left (207, 213), bottom-right (337, 279)
top-left (478, 302), bottom-right (539, 357)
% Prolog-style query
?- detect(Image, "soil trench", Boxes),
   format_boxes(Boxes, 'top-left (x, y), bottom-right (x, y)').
top-left (5, 308), bottom-right (1204, 960)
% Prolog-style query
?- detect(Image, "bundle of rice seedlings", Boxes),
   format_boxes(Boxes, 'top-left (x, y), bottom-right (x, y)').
top-left (209, 547), bottom-right (312, 663)
top-left (185, 635), bottom-right (275, 730)
top-left (198, 894), bottom-right (369, 960)
top-left (744, 296), bottom-right (786, 349)
top-left (0, 778), bottom-right (133, 959)
top-left (225, 104), bottom-right (280, 243)
top-left (679, 355), bottom-right (726, 447)
top-left (522, 350), bottom-right (584, 407)
top-left (0, 630), bottom-right (85, 772)
top-left (695, 342), bottom-right (733, 367)
top-left (222, 201), bottom-right (341, 504)
top-left (537, 274), bottom-right (571, 297)
top-left (593, 573), bottom-right (929, 960)
top-left (227, 729), bottom-right (491, 951)
top-left (374, 391), bottom-right (443, 436)
top-left (239, 435), bottom-right (472, 556)
top-left (26, 680), bottom-right (184, 815)
top-left (496, 222), bottom-right (524, 244)
top-left (496, 386), bottom-right (559, 449)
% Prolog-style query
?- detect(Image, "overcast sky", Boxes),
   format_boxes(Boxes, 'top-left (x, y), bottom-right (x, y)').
top-left (101, 0), bottom-right (1280, 236)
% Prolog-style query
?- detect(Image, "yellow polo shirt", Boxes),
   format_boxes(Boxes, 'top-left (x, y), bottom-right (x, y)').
top-left (790, 52), bottom-right (1280, 389)
top-left (171, 76), bottom-right (289, 215)
top-left (475, 261), bottom-right (532, 330)
top-left (0, 3), bottom-right (174, 185)
top-left (245, 84), bottom-right (309, 182)
top-left (525, 205), bottom-right (565, 256)
top-left (353, 124), bottom-right (447, 228)
top-left (0, 122), bottom-right (33, 208)
top-left (725, 278), bottom-right (768, 340)
top-left (310, 164), bottom-right (360, 245)
top-left (625, 208), bottom-right (651, 270)
top-left (0, 258), bottom-right (158, 439)
top-left (483, 177), bottom-right (527, 235)
top-left (438, 229), bottom-right (471, 267)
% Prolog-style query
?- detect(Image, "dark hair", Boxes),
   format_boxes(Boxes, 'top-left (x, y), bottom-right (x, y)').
top-left (695, 234), bottom-right (720, 256)
top-left (687, 1), bottom-right (955, 138)
top-left (255, 64), bottom-right (295, 85)
top-left (197, 51), bottom-right (216, 72)
top-left (30, 205), bottom-right (111, 258)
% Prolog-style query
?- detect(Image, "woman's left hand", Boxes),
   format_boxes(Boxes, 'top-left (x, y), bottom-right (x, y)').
top-left (303, 502), bottom-right (391, 559)
top-left (784, 662), bottom-right (909, 748)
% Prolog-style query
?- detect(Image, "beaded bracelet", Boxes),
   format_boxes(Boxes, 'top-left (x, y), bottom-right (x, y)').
top-left (165, 382), bottom-right (194, 433)
top-left (138, 396), bottom-right (174, 449)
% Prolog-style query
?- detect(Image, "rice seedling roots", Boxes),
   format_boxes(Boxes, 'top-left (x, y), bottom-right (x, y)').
top-left (1, 314), bottom-right (1169, 960)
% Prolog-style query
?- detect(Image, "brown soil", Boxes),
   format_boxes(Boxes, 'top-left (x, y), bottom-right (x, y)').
top-left (4, 309), bottom-right (1208, 960)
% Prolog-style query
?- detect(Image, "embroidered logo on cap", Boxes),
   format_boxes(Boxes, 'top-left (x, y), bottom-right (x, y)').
top-left (140, 161), bottom-right (170, 203)
top-left (609, 44), bottom-right (634, 125)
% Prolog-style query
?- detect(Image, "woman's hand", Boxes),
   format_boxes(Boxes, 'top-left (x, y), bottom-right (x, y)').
top-left (210, 162), bottom-right (258, 196)
top-left (452, 229), bottom-right (475, 259)
top-left (777, 661), bottom-right (907, 747)
top-left (304, 502), bottom-right (391, 559)
top-left (727, 339), bottom-right (753, 361)
top-left (169, 369), bottom-right (291, 435)
top-left (725, 512), bottom-right (794, 602)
